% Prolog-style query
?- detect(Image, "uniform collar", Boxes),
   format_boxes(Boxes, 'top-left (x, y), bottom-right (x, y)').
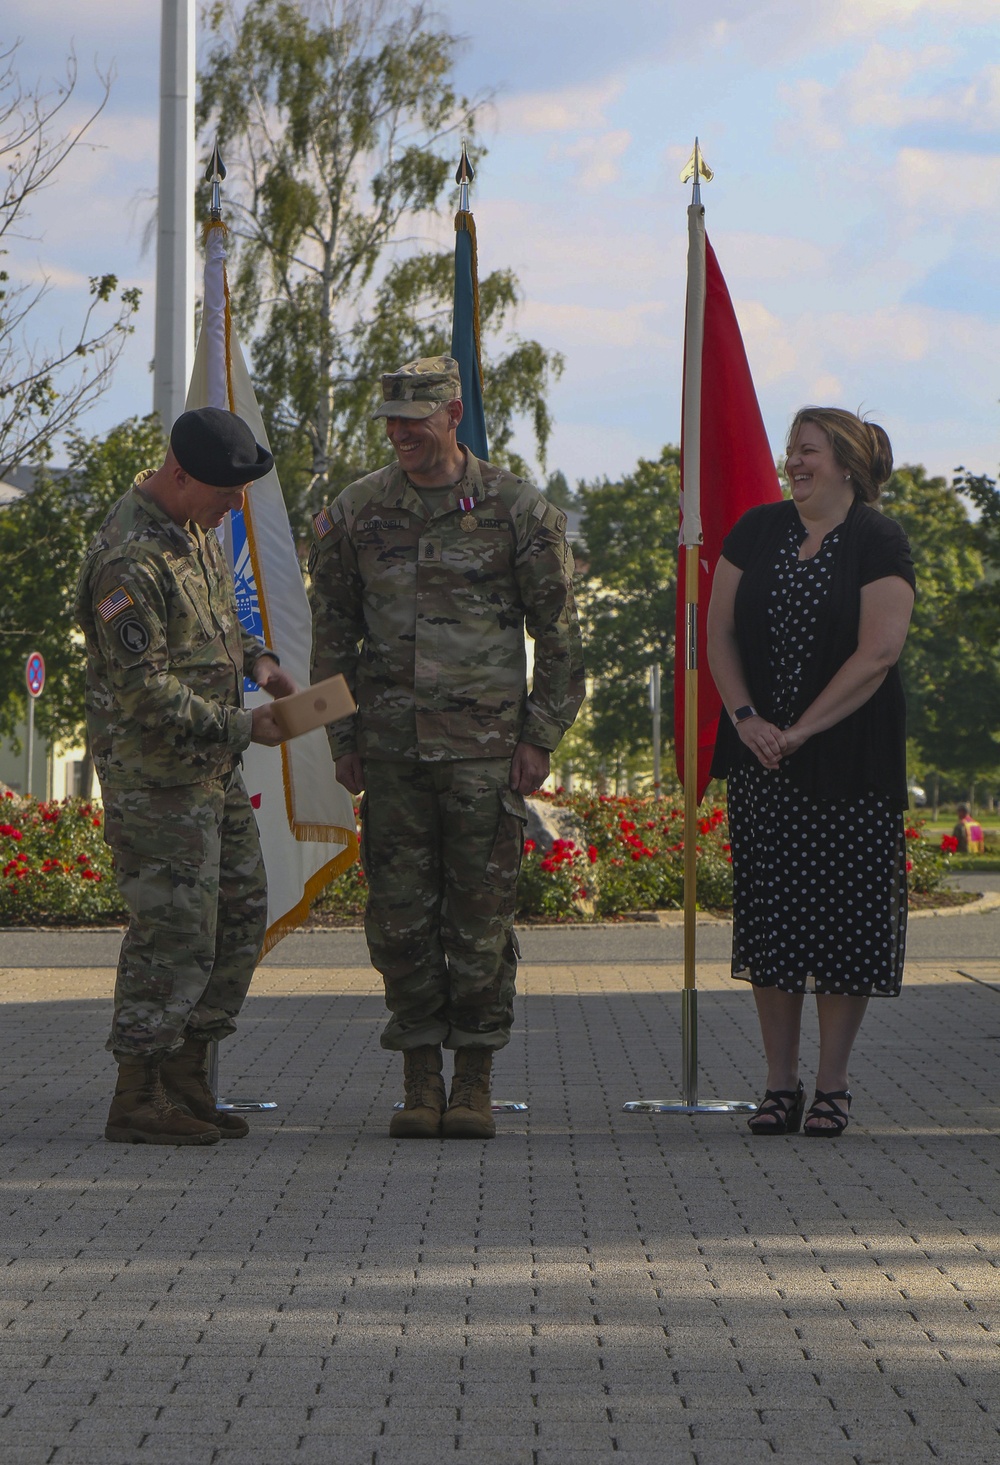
top-left (132, 474), bottom-right (199, 555)
top-left (382, 450), bottom-right (490, 520)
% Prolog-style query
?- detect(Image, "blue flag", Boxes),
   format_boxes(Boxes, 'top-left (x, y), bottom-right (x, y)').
top-left (451, 213), bottom-right (489, 461)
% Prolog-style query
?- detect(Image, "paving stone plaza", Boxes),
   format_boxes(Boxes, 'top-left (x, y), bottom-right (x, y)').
top-left (1, 909), bottom-right (999, 1464)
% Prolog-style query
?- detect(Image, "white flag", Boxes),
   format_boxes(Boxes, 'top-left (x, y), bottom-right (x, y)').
top-left (186, 220), bottom-right (358, 949)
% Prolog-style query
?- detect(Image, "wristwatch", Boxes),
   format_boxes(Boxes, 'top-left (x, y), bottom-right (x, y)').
top-left (733, 705), bottom-right (757, 724)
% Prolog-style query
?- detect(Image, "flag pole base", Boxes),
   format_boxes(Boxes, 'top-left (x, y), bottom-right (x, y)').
top-left (207, 1040), bottom-right (278, 1114)
top-left (393, 1100), bottom-right (527, 1114)
top-left (622, 1099), bottom-right (756, 1115)
top-left (622, 990), bottom-right (755, 1114)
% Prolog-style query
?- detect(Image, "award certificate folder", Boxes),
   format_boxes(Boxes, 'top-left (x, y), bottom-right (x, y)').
top-left (271, 675), bottom-right (355, 740)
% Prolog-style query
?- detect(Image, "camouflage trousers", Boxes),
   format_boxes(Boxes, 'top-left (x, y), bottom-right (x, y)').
top-left (102, 770), bottom-right (267, 1059)
top-left (360, 758), bottom-right (527, 1052)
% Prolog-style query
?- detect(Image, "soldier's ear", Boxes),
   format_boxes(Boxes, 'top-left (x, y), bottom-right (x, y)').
top-left (449, 399), bottom-right (464, 429)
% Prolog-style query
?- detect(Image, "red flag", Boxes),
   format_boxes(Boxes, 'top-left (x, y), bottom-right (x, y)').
top-left (675, 222), bottom-right (781, 800)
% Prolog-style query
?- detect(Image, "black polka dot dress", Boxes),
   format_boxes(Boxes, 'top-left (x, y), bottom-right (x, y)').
top-left (727, 523), bottom-right (907, 997)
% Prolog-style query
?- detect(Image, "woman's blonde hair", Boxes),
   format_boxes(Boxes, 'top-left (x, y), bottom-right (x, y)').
top-left (788, 407), bottom-right (893, 504)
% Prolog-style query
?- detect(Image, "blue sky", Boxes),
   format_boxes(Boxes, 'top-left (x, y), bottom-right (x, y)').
top-left (4, 0), bottom-right (1000, 486)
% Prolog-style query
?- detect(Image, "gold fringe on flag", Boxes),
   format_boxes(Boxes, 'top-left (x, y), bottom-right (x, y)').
top-left (455, 209), bottom-right (485, 389)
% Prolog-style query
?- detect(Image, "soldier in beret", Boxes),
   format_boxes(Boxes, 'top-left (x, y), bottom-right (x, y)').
top-left (76, 407), bottom-right (296, 1145)
top-left (309, 356), bottom-right (584, 1139)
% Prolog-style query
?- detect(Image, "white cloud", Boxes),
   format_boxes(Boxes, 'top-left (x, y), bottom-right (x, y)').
top-left (5, 260), bottom-right (93, 291)
top-left (731, 300), bottom-right (798, 386)
top-left (778, 79), bottom-right (844, 152)
top-left (894, 147), bottom-right (1000, 214)
top-left (781, 41), bottom-right (1000, 148)
top-left (493, 78), bottom-right (623, 135)
top-left (805, 373), bottom-right (845, 402)
top-left (479, 197), bottom-right (681, 302)
top-left (519, 299), bottom-right (669, 352)
top-left (533, 417), bottom-right (660, 485)
top-left (555, 130), bottom-right (632, 189)
top-left (813, 0), bottom-right (998, 40)
top-left (720, 234), bottom-right (830, 283)
top-left (725, 0), bottom-right (1000, 59)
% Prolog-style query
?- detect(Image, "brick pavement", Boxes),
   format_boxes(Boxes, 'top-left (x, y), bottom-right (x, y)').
top-left (0, 953), bottom-right (998, 1464)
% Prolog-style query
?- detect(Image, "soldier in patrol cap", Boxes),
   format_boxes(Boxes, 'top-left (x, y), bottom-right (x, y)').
top-left (310, 356), bottom-right (584, 1139)
top-left (76, 407), bottom-right (297, 1145)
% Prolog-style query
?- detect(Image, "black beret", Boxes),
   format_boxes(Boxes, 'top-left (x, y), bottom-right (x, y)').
top-left (170, 408), bottom-right (274, 487)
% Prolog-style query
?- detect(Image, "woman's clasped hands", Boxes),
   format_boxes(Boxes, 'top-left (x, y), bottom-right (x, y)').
top-left (736, 715), bottom-right (810, 770)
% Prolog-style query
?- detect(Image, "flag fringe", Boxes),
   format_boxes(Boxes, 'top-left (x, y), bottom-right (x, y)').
top-left (291, 820), bottom-right (356, 845)
top-left (260, 831), bottom-right (359, 953)
top-left (455, 210), bottom-right (484, 389)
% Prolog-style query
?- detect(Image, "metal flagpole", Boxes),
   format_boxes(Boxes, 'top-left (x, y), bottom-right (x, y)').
top-left (198, 142), bottom-right (276, 1115)
top-left (153, 0), bottom-right (195, 430)
top-left (650, 663), bottom-right (661, 798)
top-left (624, 141), bottom-right (753, 1118)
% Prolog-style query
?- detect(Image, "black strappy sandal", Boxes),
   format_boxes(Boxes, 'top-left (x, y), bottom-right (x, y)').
top-left (803, 1088), bottom-right (852, 1138)
top-left (747, 1080), bottom-right (805, 1136)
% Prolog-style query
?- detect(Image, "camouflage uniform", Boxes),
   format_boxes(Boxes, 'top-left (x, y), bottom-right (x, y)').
top-left (76, 472), bottom-right (270, 1059)
top-left (310, 451), bottom-right (584, 1051)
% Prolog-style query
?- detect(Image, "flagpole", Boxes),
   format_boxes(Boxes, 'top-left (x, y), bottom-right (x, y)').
top-left (624, 140), bottom-right (753, 1118)
top-left (198, 142), bottom-right (278, 1116)
top-left (445, 146), bottom-right (524, 1116)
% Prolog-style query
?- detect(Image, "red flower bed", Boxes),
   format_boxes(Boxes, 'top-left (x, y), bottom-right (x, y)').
top-left (0, 797), bottom-right (124, 925)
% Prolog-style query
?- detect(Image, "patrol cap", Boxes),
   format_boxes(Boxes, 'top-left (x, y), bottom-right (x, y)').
top-left (371, 355), bottom-right (462, 420)
top-left (169, 407), bottom-right (274, 487)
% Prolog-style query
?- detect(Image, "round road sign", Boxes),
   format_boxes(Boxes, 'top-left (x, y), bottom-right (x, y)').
top-left (25, 651), bottom-right (45, 699)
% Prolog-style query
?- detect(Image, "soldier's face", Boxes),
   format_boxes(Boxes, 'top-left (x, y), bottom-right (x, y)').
top-left (180, 477), bottom-right (250, 529)
top-left (384, 403), bottom-right (461, 484)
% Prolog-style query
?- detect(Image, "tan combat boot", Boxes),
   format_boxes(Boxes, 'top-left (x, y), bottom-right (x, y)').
top-left (388, 1045), bottom-right (446, 1138)
top-left (441, 1047), bottom-right (496, 1140)
top-left (105, 1057), bottom-right (221, 1145)
top-left (159, 1035), bottom-right (250, 1139)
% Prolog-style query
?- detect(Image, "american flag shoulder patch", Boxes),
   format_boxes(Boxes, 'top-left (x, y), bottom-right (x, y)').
top-left (313, 506), bottom-right (334, 540)
top-left (97, 587), bottom-right (134, 622)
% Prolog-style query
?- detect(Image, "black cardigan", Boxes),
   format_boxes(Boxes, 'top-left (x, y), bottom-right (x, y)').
top-left (710, 498), bottom-right (916, 808)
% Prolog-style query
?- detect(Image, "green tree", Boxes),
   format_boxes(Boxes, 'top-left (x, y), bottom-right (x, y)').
top-left (543, 469), bottom-right (576, 510)
top-left (577, 446), bottom-right (680, 762)
top-left (0, 43), bottom-right (140, 476)
top-left (882, 464), bottom-right (1000, 800)
top-left (198, 0), bottom-right (562, 530)
top-left (0, 415), bottom-right (166, 749)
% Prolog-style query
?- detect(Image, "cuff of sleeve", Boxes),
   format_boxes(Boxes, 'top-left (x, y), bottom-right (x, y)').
top-left (250, 647), bottom-right (279, 677)
top-left (521, 711), bottom-right (562, 752)
top-left (326, 715), bottom-right (358, 760)
top-left (228, 706), bottom-right (254, 753)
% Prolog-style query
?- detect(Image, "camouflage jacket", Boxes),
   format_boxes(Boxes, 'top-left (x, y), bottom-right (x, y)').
top-left (309, 453), bottom-right (585, 762)
top-left (75, 473), bottom-right (271, 789)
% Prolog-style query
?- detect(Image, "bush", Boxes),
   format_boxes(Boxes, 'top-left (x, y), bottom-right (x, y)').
top-left (0, 794), bottom-right (125, 925)
top-left (515, 792), bottom-right (734, 920)
top-left (910, 821), bottom-right (950, 893)
top-left (2, 789), bottom-right (955, 928)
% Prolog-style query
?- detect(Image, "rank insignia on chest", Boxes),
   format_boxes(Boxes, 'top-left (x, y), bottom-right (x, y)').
top-left (313, 506), bottom-right (334, 539)
top-left (97, 586), bottom-right (134, 622)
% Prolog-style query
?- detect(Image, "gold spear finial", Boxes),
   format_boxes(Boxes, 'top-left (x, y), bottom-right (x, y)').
top-left (680, 137), bottom-right (714, 204)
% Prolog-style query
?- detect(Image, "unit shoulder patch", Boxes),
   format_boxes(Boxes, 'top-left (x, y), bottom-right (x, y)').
top-left (118, 619), bottom-right (150, 654)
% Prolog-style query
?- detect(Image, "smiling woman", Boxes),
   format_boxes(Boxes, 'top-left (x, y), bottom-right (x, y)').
top-left (707, 406), bottom-right (916, 1140)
